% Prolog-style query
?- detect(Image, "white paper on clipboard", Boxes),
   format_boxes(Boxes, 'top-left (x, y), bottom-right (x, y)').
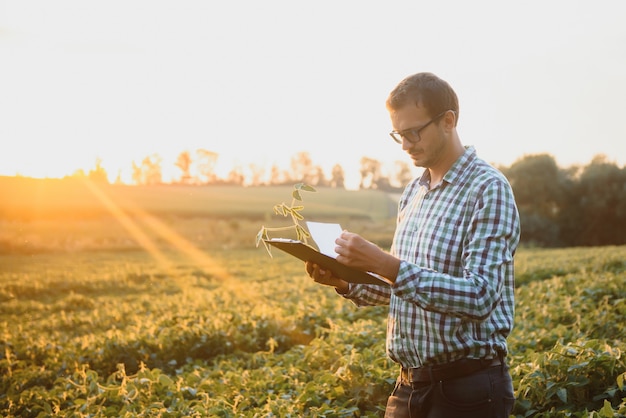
top-left (305, 221), bottom-right (343, 258)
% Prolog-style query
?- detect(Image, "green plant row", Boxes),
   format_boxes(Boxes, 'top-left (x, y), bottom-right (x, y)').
top-left (509, 252), bottom-right (626, 417)
top-left (1, 246), bottom-right (626, 417)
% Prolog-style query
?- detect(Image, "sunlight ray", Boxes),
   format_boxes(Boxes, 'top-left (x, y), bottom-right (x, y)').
top-left (85, 181), bottom-right (259, 301)
top-left (82, 179), bottom-right (173, 271)
top-left (120, 201), bottom-right (232, 279)
top-left (104, 190), bottom-right (264, 302)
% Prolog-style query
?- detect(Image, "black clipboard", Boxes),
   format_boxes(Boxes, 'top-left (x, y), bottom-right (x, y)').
top-left (265, 238), bottom-right (391, 286)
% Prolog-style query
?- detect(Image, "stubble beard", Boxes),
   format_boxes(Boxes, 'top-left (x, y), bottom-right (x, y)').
top-left (409, 133), bottom-right (447, 169)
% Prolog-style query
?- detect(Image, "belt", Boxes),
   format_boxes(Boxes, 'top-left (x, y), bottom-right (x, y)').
top-left (401, 357), bottom-right (501, 384)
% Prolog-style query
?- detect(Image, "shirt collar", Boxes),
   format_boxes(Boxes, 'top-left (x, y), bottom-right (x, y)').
top-left (418, 146), bottom-right (477, 188)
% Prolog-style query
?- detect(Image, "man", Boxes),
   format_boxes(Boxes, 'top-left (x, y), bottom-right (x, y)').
top-left (306, 72), bottom-right (520, 417)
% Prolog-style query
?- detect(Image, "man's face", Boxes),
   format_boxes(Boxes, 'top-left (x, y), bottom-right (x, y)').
top-left (389, 104), bottom-right (447, 168)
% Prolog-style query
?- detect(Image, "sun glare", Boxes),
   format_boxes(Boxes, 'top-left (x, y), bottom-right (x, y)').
top-left (85, 179), bottom-right (246, 281)
top-left (81, 178), bottom-right (260, 301)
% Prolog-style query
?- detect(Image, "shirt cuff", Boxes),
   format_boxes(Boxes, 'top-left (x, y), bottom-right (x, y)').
top-left (392, 260), bottom-right (422, 295)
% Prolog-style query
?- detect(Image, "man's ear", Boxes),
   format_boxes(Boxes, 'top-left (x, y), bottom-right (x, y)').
top-left (443, 110), bottom-right (457, 130)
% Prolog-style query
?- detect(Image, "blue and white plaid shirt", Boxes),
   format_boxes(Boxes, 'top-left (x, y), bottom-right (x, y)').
top-left (343, 146), bottom-right (520, 368)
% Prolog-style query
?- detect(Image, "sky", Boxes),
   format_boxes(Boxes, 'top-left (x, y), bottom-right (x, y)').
top-left (1, 0), bottom-right (625, 188)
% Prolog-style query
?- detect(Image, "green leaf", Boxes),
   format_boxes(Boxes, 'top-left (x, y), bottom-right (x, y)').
top-left (273, 204), bottom-right (289, 216)
top-left (600, 399), bottom-right (614, 416)
top-left (294, 182), bottom-right (316, 192)
top-left (556, 387), bottom-right (567, 403)
top-left (292, 190), bottom-right (302, 201)
top-left (158, 374), bottom-right (174, 387)
top-left (255, 228), bottom-right (266, 247)
top-left (295, 225), bottom-right (310, 242)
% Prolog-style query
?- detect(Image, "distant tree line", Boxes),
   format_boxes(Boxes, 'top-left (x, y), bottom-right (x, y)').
top-left (113, 149), bottom-right (415, 190)
top-left (81, 150), bottom-right (626, 248)
top-left (501, 154), bottom-right (626, 247)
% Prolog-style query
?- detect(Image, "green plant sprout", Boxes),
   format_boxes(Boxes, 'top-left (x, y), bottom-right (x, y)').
top-left (255, 183), bottom-right (316, 256)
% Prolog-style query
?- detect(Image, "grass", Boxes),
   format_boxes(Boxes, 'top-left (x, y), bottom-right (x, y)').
top-left (0, 176), bottom-right (399, 255)
top-left (0, 176), bottom-right (396, 221)
top-left (2, 175), bottom-right (626, 416)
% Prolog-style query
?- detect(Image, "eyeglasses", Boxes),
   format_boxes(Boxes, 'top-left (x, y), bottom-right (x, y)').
top-left (389, 110), bottom-right (452, 144)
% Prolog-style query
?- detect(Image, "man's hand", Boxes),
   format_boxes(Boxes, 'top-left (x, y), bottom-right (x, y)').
top-left (335, 231), bottom-right (400, 282)
top-left (305, 261), bottom-right (350, 294)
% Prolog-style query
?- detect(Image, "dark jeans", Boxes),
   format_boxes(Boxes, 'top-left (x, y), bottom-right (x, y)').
top-left (384, 364), bottom-right (515, 418)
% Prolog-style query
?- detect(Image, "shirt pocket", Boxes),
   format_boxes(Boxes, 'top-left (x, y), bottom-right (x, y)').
top-left (420, 213), bottom-right (465, 269)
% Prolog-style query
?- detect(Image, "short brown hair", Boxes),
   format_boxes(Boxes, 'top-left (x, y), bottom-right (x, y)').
top-left (386, 72), bottom-right (459, 126)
